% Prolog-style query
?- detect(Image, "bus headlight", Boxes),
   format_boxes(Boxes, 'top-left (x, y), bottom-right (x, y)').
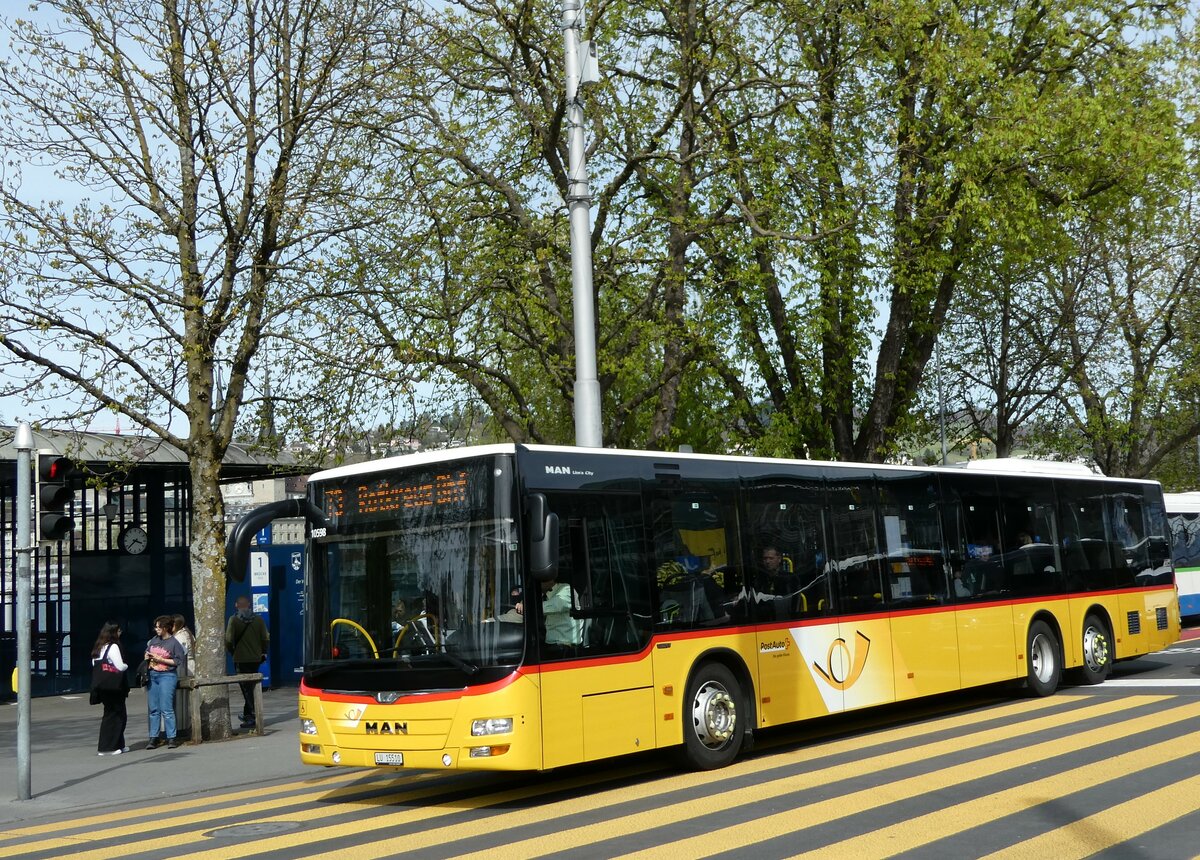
top-left (471, 717), bottom-right (513, 736)
top-left (301, 719), bottom-right (318, 735)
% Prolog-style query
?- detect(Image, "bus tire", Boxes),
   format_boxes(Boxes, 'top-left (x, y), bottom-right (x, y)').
top-left (1076, 613), bottom-right (1112, 685)
top-left (678, 662), bottom-right (744, 770)
top-left (1026, 620), bottom-right (1061, 697)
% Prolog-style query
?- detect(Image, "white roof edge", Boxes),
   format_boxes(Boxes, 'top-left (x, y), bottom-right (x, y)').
top-left (1164, 491), bottom-right (1200, 513)
top-left (954, 458), bottom-right (1099, 476)
top-left (309, 444), bottom-right (1157, 485)
top-left (310, 443), bottom-right (518, 482)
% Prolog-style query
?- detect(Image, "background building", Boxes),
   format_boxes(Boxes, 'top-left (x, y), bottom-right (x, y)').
top-left (1, 427), bottom-right (301, 698)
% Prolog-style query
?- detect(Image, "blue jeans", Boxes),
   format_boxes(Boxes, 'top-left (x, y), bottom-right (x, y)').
top-left (148, 671), bottom-right (178, 739)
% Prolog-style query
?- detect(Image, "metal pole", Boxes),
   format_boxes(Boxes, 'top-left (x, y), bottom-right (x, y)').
top-left (561, 0), bottom-right (602, 448)
top-left (14, 422), bottom-right (34, 801)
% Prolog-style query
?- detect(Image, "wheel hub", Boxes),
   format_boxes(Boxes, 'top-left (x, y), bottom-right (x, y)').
top-left (1084, 626), bottom-right (1109, 672)
top-left (692, 681), bottom-right (736, 749)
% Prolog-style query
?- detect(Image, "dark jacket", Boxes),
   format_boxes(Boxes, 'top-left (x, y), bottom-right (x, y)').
top-left (224, 612), bottom-right (269, 663)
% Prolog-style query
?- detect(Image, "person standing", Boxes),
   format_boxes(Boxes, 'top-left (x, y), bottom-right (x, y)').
top-left (225, 595), bottom-right (269, 730)
top-left (145, 615), bottom-right (186, 749)
top-left (90, 621), bottom-right (130, 755)
top-left (171, 614), bottom-right (195, 741)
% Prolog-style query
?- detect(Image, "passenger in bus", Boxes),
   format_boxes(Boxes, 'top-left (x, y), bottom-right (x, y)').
top-left (757, 544), bottom-right (800, 595)
top-left (541, 576), bottom-right (582, 645)
top-left (952, 568), bottom-right (973, 597)
top-left (497, 586), bottom-right (524, 623)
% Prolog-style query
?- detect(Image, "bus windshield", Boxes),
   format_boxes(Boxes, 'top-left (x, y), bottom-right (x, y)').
top-left (305, 454), bottom-right (524, 692)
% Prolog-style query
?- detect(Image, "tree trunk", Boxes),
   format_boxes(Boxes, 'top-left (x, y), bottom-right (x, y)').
top-left (189, 450), bottom-right (233, 741)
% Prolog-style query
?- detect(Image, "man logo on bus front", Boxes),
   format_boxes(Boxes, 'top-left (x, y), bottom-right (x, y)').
top-left (813, 631), bottom-right (871, 690)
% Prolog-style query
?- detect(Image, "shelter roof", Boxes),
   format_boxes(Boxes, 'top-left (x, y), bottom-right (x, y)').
top-left (0, 425), bottom-right (297, 482)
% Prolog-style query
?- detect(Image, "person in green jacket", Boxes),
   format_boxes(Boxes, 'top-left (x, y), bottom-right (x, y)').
top-left (224, 596), bottom-right (269, 729)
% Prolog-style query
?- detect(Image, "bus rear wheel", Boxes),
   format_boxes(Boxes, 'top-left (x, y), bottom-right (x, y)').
top-left (679, 662), bottom-right (744, 770)
top-left (1076, 613), bottom-right (1112, 685)
top-left (1026, 620), bottom-right (1061, 697)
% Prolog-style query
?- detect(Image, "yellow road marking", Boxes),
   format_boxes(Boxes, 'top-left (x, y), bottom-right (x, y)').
top-left (980, 772), bottom-right (1200, 860)
top-left (790, 706), bottom-right (1200, 858)
top-left (0, 769), bottom-right (449, 856)
top-left (0, 768), bottom-right (361, 838)
top-left (0, 694), bottom-right (1144, 860)
top-left (604, 697), bottom-right (1199, 860)
top-left (290, 697), bottom-right (1163, 860)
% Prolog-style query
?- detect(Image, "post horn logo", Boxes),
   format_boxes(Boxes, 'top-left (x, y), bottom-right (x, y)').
top-left (813, 631), bottom-right (871, 690)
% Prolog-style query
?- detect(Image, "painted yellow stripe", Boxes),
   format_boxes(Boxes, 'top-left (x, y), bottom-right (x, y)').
top-left (790, 719), bottom-right (1200, 859)
top-left (190, 697), bottom-right (1161, 860)
top-left (0, 768), bottom-right (362, 838)
top-left (544, 697), bottom-right (1192, 860)
top-left (979, 772), bottom-right (1200, 860)
top-left (0, 769), bottom-right (451, 857)
top-left (0, 694), bottom-right (1129, 859)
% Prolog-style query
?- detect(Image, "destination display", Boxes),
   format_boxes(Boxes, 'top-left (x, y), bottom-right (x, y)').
top-left (321, 467), bottom-right (471, 523)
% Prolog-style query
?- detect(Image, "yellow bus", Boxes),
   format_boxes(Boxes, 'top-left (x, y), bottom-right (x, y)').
top-left (228, 446), bottom-right (1179, 771)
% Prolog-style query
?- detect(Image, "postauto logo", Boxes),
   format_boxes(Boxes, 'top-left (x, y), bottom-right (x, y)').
top-left (812, 631), bottom-right (871, 691)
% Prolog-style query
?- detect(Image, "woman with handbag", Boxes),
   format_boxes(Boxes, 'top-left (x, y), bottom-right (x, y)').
top-left (144, 615), bottom-right (186, 750)
top-left (90, 621), bottom-right (130, 755)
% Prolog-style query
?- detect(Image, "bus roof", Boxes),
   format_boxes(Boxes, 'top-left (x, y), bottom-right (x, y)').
top-left (951, 458), bottom-right (1098, 476)
top-left (309, 444), bottom-right (1157, 486)
top-left (1164, 492), bottom-right (1200, 514)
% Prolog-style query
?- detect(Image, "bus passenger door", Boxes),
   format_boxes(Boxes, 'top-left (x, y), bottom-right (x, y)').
top-left (535, 491), bottom-right (655, 768)
top-left (827, 478), bottom-right (895, 713)
top-left (942, 476), bottom-right (1018, 686)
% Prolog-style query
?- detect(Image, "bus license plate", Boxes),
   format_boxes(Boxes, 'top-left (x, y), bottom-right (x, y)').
top-left (374, 752), bottom-right (404, 766)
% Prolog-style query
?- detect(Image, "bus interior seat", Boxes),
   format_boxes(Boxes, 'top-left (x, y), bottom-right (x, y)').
top-left (660, 576), bottom-right (717, 625)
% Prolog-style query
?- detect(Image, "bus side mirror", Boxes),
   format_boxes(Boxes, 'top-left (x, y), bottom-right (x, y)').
top-left (528, 493), bottom-right (559, 581)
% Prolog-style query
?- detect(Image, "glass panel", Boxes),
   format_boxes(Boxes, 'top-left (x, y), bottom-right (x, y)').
top-left (306, 456), bottom-right (521, 691)
top-left (742, 477), bottom-right (830, 621)
top-left (997, 476), bottom-right (1063, 597)
top-left (650, 481), bottom-right (744, 631)
top-left (876, 472), bottom-right (947, 606)
top-left (1056, 479), bottom-right (1114, 590)
top-left (827, 476), bottom-right (885, 614)
top-left (940, 473), bottom-right (1004, 600)
top-left (539, 492), bottom-right (651, 660)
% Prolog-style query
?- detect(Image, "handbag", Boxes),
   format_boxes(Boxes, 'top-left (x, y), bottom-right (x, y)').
top-left (91, 650), bottom-right (124, 693)
top-left (135, 659), bottom-right (150, 687)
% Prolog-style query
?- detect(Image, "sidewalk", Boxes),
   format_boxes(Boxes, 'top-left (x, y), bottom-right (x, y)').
top-left (0, 685), bottom-right (311, 826)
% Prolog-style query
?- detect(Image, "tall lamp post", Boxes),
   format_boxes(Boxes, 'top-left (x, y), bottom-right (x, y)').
top-left (560, 0), bottom-right (602, 448)
top-left (14, 422), bottom-right (34, 800)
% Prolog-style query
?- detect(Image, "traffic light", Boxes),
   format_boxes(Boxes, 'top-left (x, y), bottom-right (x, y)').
top-left (36, 452), bottom-right (77, 541)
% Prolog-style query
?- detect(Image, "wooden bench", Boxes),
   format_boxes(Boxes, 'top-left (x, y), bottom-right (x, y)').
top-left (180, 673), bottom-right (264, 743)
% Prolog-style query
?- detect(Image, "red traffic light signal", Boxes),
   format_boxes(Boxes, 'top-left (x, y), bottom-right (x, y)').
top-left (36, 453), bottom-right (77, 541)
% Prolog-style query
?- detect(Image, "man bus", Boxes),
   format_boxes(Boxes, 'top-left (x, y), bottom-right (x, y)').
top-left (1165, 491), bottom-right (1200, 618)
top-left (227, 446), bottom-right (1179, 772)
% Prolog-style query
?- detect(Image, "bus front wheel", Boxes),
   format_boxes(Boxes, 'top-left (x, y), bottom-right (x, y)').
top-left (1026, 620), bottom-right (1061, 697)
top-left (679, 662), bottom-right (745, 770)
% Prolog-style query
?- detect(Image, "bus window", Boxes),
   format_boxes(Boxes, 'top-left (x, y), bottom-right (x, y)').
top-left (1112, 490), bottom-right (1170, 586)
top-left (939, 473), bottom-right (1004, 600)
top-left (996, 475), bottom-right (1063, 597)
top-left (540, 492), bottom-right (652, 659)
top-left (742, 477), bottom-right (830, 621)
top-left (1142, 489), bottom-right (1171, 583)
top-left (876, 472), bottom-right (947, 605)
top-left (1056, 480), bottom-right (1114, 590)
top-left (827, 475), bottom-right (885, 614)
top-left (649, 482), bottom-right (743, 630)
